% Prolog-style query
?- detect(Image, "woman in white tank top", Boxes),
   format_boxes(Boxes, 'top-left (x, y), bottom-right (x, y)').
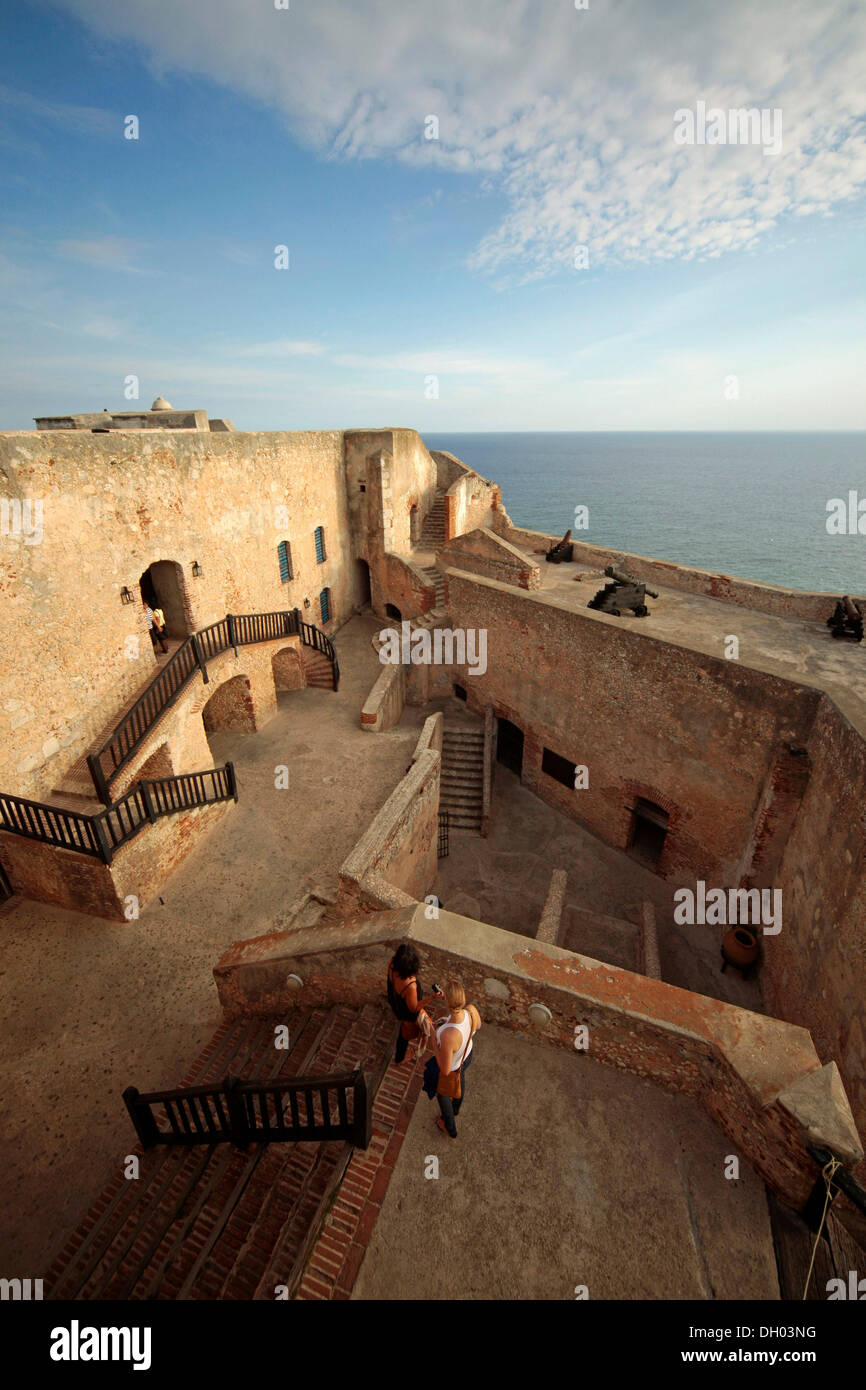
top-left (429, 978), bottom-right (482, 1138)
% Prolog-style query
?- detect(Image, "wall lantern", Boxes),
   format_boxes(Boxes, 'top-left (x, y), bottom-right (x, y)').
top-left (120, 586), bottom-right (135, 605)
top-left (303, 596), bottom-right (311, 609)
top-left (192, 560), bottom-right (203, 578)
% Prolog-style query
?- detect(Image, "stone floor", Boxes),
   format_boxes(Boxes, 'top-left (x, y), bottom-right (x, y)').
top-left (353, 1023), bottom-right (780, 1301)
top-left (0, 612), bottom-right (429, 1274)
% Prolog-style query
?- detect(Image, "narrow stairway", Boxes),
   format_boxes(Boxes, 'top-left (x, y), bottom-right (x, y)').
top-left (420, 488), bottom-right (446, 548)
top-left (47, 1002), bottom-right (397, 1301)
top-left (418, 564), bottom-right (446, 609)
top-left (440, 718), bottom-right (485, 831)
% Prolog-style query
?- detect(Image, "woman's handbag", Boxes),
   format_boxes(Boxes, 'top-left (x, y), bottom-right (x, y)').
top-left (436, 1014), bottom-right (474, 1101)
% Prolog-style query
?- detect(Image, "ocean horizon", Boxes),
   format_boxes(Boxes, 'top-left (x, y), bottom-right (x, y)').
top-left (425, 431), bottom-right (866, 596)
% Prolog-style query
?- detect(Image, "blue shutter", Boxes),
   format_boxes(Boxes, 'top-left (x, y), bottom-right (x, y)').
top-left (314, 527), bottom-right (325, 564)
top-left (277, 541), bottom-right (291, 583)
top-left (319, 588), bottom-right (331, 624)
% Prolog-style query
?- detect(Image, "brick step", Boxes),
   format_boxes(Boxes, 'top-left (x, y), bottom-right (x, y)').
top-left (441, 777), bottom-right (484, 794)
top-left (46, 1014), bottom-right (300, 1301)
top-left (47, 1004), bottom-right (400, 1302)
top-left (56, 1012), bottom-right (337, 1301)
top-left (145, 1004), bottom-right (388, 1302)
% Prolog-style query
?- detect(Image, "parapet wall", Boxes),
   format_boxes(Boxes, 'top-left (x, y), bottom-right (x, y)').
top-left (491, 509), bottom-right (866, 622)
top-left (213, 904), bottom-right (865, 1240)
top-left (337, 749), bottom-right (439, 916)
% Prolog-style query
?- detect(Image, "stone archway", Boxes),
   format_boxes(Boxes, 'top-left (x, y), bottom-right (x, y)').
top-left (139, 560), bottom-right (193, 639)
top-left (272, 644), bottom-right (304, 692)
top-left (202, 674), bottom-right (256, 733)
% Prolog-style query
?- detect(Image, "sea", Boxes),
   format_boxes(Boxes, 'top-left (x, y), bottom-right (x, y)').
top-left (424, 432), bottom-right (866, 595)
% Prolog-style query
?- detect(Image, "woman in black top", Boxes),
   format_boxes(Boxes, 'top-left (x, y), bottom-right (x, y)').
top-left (387, 944), bottom-right (442, 1064)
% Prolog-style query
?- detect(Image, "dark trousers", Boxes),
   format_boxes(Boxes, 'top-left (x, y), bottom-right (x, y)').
top-left (436, 1048), bottom-right (473, 1137)
top-left (395, 1030), bottom-right (410, 1065)
top-left (149, 627), bottom-right (168, 653)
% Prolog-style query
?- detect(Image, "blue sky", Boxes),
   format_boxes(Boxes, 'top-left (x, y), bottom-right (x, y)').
top-left (1, 0), bottom-right (864, 431)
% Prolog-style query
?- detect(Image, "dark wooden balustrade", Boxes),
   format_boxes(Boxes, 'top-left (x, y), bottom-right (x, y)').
top-left (123, 1068), bottom-right (371, 1151)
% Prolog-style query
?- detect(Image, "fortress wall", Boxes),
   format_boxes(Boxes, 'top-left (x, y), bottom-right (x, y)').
top-left (491, 512), bottom-right (864, 622)
top-left (0, 429), bottom-right (361, 800)
top-left (344, 429), bottom-right (438, 562)
top-left (769, 696), bottom-right (866, 1148)
top-left (444, 569), bottom-right (817, 885)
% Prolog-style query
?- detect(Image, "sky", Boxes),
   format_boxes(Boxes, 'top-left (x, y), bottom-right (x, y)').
top-left (0, 0), bottom-right (864, 432)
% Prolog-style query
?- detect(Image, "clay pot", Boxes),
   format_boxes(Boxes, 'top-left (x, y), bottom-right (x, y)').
top-left (722, 927), bottom-right (759, 968)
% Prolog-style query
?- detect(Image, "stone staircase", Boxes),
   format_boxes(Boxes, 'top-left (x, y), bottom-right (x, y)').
top-left (420, 489), bottom-right (446, 548)
top-left (418, 564), bottom-right (446, 609)
top-left (302, 646), bottom-right (336, 690)
top-left (46, 1002), bottom-right (398, 1301)
top-left (440, 720), bottom-right (485, 831)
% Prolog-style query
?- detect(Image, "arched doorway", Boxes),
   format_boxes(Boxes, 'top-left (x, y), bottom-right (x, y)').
top-left (139, 560), bottom-right (192, 639)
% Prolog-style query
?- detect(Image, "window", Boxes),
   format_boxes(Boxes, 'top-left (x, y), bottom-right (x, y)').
top-left (628, 798), bottom-right (669, 868)
top-left (542, 746), bottom-right (576, 789)
top-left (319, 587), bottom-right (331, 624)
top-left (277, 540), bottom-right (293, 583)
top-left (314, 526), bottom-right (326, 564)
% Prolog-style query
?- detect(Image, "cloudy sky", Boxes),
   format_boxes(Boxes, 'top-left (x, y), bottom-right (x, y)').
top-left (1, 0), bottom-right (864, 430)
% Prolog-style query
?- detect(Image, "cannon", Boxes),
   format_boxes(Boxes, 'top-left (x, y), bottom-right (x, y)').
top-left (827, 595), bottom-right (864, 642)
top-left (587, 564), bottom-right (657, 617)
top-left (545, 528), bottom-right (574, 564)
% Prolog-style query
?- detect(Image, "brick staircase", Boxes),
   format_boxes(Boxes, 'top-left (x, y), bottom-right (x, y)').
top-left (440, 719), bottom-right (485, 830)
top-left (418, 563), bottom-right (446, 609)
top-left (47, 1002), bottom-right (399, 1301)
top-left (420, 488), bottom-right (446, 548)
top-left (302, 646), bottom-right (336, 691)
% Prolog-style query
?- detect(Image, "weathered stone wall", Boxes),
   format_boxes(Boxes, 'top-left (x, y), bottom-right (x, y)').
top-left (212, 905), bottom-right (864, 1236)
top-left (768, 695), bottom-right (866, 1148)
top-left (360, 660), bottom-right (406, 733)
top-left (344, 429), bottom-right (438, 564)
top-left (0, 428), bottom-right (364, 801)
top-left (338, 750), bottom-right (439, 915)
top-left (438, 526), bottom-right (540, 590)
top-left (369, 552), bottom-right (434, 621)
top-left (443, 568), bottom-right (818, 884)
top-left (0, 795), bottom-right (234, 921)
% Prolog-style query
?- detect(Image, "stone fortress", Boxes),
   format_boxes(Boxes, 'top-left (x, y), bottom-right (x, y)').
top-left (1, 405), bottom-right (865, 1300)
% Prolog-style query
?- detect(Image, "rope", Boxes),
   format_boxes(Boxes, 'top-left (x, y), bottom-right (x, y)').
top-left (802, 1155), bottom-right (842, 1300)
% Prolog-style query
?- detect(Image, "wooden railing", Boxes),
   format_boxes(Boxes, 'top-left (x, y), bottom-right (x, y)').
top-left (0, 763), bottom-right (238, 865)
top-left (123, 1068), bottom-right (370, 1151)
top-left (87, 609), bottom-right (338, 802)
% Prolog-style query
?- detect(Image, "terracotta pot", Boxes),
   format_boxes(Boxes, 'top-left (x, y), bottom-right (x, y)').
top-left (722, 927), bottom-right (759, 968)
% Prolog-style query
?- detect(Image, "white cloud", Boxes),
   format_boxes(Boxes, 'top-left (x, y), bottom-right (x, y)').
top-left (57, 236), bottom-right (148, 273)
top-left (56, 0), bottom-right (866, 277)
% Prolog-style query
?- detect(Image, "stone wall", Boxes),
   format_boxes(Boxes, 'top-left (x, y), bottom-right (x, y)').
top-left (438, 527), bottom-right (540, 590)
top-left (360, 661), bottom-right (406, 733)
top-left (344, 429), bottom-right (438, 564)
top-left (0, 795), bottom-right (234, 920)
top-left (337, 750), bottom-right (439, 915)
top-left (0, 428), bottom-right (365, 801)
top-left (441, 567), bottom-right (818, 884)
top-left (768, 695), bottom-right (866, 1150)
top-left (212, 904), bottom-right (864, 1238)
